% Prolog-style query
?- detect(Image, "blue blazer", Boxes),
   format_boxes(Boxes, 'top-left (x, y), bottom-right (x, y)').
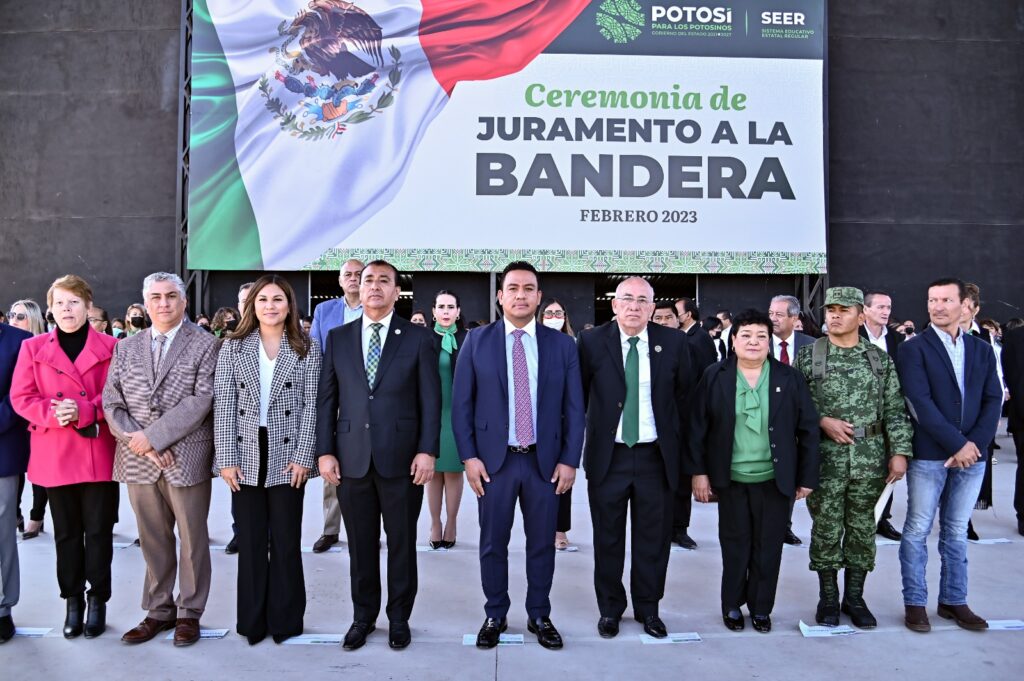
top-left (451, 321), bottom-right (585, 480)
top-left (896, 326), bottom-right (1002, 461)
top-left (0, 324), bottom-right (33, 477)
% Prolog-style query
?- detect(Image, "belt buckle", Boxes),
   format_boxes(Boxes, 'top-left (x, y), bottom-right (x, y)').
top-left (852, 426), bottom-right (865, 439)
top-left (510, 444), bottom-right (529, 453)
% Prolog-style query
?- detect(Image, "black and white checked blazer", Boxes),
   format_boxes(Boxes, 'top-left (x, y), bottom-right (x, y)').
top-left (214, 330), bottom-right (321, 487)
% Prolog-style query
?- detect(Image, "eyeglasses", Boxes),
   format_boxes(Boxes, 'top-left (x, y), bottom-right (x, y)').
top-left (542, 310), bottom-right (565, 318)
top-left (615, 296), bottom-right (652, 307)
top-left (8, 312), bottom-right (27, 321)
top-left (88, 317), bottom-right (104, 324)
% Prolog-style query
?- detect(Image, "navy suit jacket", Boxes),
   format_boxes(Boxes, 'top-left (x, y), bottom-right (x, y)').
top-left (0, 324), bottom-right (33, 477)
top-left (451, 320), bottom-right (585, 480)
top-left (896, 326), bottom-right (1002, 461)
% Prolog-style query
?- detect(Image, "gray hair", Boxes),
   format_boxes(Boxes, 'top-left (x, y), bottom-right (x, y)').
top-left (8, 298), bottom-right (47, 336)
top-left (770, 295), bottom-right (800, 317)
top-left (142, 272), bottom-right (187, 299)
top-left (615, 276), bottom-right (655, 299)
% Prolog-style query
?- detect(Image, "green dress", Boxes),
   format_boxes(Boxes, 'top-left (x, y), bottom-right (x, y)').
top-left (436, 344), bottom-right (464, 472)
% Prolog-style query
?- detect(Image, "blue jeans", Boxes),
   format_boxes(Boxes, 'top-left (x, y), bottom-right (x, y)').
top-left (899, 459), bottom-right (985, 606)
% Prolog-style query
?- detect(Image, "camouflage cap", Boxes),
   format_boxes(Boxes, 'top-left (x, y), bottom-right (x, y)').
top-left (823, 286), bottom-right (864, 308)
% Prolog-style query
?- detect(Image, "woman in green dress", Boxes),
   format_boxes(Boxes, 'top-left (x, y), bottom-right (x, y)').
top-left (426, 291), bottom-right (467, 550)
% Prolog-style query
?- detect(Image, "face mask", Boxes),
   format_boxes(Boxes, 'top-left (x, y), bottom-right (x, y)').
top-left (224, 319), bottom-right (238, 332)
top-left (198, 322), bottom-right (210, 330)
top-left (112, 328), bottom-right (124, 338)
top-left (129, 315), bottom-right (145, 328)
top-left (542, 318), bottom-right (565, 330)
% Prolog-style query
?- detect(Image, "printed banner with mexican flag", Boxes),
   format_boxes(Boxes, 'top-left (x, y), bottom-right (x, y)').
top-left (188, 0), bottom-right (591, 270)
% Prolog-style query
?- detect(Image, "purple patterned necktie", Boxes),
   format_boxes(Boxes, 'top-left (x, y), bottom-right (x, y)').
top-left (511, 329), bottom-right (534, 446)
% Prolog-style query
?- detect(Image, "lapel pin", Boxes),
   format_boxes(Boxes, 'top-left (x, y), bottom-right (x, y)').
top-left (776, 387), bottom-right (781, 392)
top-left (654, 345), bottom-right (662, 353)
top-left (394, 329), bottom-right (402, 335)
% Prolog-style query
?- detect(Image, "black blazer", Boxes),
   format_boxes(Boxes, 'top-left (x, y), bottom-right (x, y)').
top-left (1002, 328), bottom-right (1024, 431)
top-left (684, 323), bottom-right (718, 375)
top-left (578, 322), bottom-right (693, 491)
top-left (316, 314), bottom-right (441, 479)
top-left (684, 356), bottom-right (820, 498)
top-left (859, 325), bottom-right (905, 361)
top-left (430, 328), bottom-right (468, 369)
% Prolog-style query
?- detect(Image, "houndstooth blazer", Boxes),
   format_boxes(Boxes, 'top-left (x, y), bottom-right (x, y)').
top-left (103, 321), bottom-right (221, 486)
top-left (213, 330), bottom-right (321, 487)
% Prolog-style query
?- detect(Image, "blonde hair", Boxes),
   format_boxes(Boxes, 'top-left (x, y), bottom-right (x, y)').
top-left (46, 275), bottom-right (93, 309)
top-left (9, 299), bottom-right (46, 335)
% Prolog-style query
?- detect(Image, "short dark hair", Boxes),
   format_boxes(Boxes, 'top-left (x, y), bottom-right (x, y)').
top-left (963, 282), bottom-right (981, 307)
top-left (362, 259), bottom-right (400, 281)
top-left (500, 260), bottom-right (539, 288)
top-left (716, 309), bottom-right (732, 321)
top-left (653, 302), bottom-right (677, 315)
top-left (675, 297), bottom-right (699, 320)
top-left (730, 309), bottom-right (773, 339)
top-left (863, 290), bottom-right (891, 307)
top-left (703, 316), bottom-right (723, 332)
top-left (926, 277), bottom-right (966, 302)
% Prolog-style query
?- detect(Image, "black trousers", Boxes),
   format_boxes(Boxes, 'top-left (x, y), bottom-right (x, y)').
top-left (46, 481), bottom-right (119, 601)
top-left (588, 443), bottom-right (672, 619)
top-left (717, 480), bottom-right (789, 616)
top-left (338, 462), bottom-right (423, 623)
top-left (1014, 431), bottom-right (1024, 521)
top-left (673, 474), bottom-right (692, 531)
top-left (234, 428), bottom-right (306, 638)
top-left (15, 476), bottom-right (45, 522)
top-left (557, 487), bottom-right (572, 533)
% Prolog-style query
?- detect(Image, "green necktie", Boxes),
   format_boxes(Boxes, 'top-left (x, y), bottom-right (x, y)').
top-left (623, 336), bottom-right (640, 447)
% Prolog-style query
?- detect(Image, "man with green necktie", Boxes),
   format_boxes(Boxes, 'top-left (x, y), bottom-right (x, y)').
top-left (577, 277), bottom-right (694, 639)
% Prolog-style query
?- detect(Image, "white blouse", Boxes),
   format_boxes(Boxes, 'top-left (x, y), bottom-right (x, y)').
top-left (258, 339), bottom-right (277, 427)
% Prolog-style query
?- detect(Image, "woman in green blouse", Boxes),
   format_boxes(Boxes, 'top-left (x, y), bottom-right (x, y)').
top-left (426, 291), bottom-right (468, 550)
top-left (687, 309), bottom-right (820, 634)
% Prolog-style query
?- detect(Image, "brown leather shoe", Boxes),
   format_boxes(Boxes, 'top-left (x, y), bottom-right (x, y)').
top-left (122, 617), bottom-right (175, 644)
top-left (937, 603), bottom-right (988, 631)
top-left (173, 618), bottom-right (202, 647)
top-left (904, 606), bottom-right (931, 632)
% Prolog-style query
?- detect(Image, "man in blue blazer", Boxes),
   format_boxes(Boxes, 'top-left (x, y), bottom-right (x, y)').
top-left (896, 278), bottom-right (1002, 634)
top-left (452, 261), bottom-right (585, 650)
top-left (0, 322), bottom-right (32, 642)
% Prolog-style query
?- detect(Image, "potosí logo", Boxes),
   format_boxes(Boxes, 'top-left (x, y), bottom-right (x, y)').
top-left (651, 6), bottom-right (733, 24)
top-left (596, 0), bottom-right (646, 44)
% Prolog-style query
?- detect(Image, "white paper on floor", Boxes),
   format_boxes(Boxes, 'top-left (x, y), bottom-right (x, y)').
top-left (15, 627), bottom-right (53, 638)
top-left (987, 620), bottom-right (1024, 630)
top-left (798, 620), bottom-right (861, 637)
top-left (209, 545), bottom-right (228, 551)
top-left (969, 538), bottom-right (1012, 545)
top-left (164, 628), bottom-right (229, 640)
top-left (556, 545), bottom-right (580, 553)
top-left (670, 546), bottom-right (696, 553)
top-left (282, 633), bottom-right (345, 645)
top-left (784, 543), bottom-right (809, 549)
top-left (461, 633), bottom-right (524, 646)
top-left (301, 546), bottom-right (344, 553)
top-left (639, 632), bottom-right (701, 644)
top-left (875, 538), bottom-right (900, 546)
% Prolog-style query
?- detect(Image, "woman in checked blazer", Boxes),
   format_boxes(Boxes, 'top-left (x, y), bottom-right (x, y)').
top-left (214, 275), bottom-right (321, 645)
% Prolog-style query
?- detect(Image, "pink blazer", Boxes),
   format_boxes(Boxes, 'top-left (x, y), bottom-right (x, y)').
top-left (10, 327), bottom-right (118, 487)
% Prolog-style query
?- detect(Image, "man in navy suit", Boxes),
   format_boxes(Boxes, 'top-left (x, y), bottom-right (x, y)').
top-left (452, 261), bottom-right (585, 650)
top-left (897, 278), bottom-right (1001, 633)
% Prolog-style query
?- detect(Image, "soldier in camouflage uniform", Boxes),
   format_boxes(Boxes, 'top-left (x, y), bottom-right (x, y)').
top-left (794, 287), bottom-right (913, 628)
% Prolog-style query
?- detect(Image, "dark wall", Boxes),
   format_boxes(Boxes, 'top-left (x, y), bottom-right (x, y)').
top-left (0, 1), bottom-right (181, 311)
top-left (1, 1), bottom-right (1021, 327)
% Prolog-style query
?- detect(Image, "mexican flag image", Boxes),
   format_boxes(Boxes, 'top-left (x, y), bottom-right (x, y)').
top-left (188, 0), bottom-right (591, 270)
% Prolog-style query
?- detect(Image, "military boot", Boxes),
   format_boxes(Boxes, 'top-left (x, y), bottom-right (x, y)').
top-left (841, 569), bottom-right (877, 628)
top-left (815, 570), bottom-right (840, 627)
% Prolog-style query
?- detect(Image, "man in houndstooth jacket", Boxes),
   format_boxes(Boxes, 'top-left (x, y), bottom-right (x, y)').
top-left (102, 272), bottom-right (220, 647)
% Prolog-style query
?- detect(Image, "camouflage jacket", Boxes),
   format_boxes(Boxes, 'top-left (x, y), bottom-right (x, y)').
top-left (795, 338), bottom-right (913, 479)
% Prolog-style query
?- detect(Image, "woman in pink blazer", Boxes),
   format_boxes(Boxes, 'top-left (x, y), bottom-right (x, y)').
top-left (10, 275), bottom-right (119, 640)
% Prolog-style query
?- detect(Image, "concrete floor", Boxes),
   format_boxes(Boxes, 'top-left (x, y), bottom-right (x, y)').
top-left (5, 425), bottom-right (1023, 680)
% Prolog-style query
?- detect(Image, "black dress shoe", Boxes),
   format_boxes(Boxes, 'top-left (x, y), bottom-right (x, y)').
top-left (83, 595), bottom-right (106, 638)
top-left (312, 534), bottom-right (339, 553)
top-left (527, 617), bottom-right (563, 650)
top-left (967, 521), bottom-right (979, 541)
top-left (0, 615), bottom-right (15, 643)
top-left (443, 539), bottom-right (456, 549)
top-left (597, 616), bottom-right (620, 638)
top-left (634, 614), bottom-right (667, 638)
top-left (475, 617), bottom-right (507, 649)
top-left (225, 536), bottom-right (239, 555)
top-left (343, 621), bottom-right (376, 650)
top-left (672, 530), bottom-right (697, 550)
top-left (783, 529), bottom-right (802, 546)
top-left (1018, 519), bottom-right (1024, 537)
top-left (63, 595), bottom-right (85, 639)
top-left (246, 633), bottom-right (265, 645)
top-left (429, 540), bottom-right (445, 550)
top-left (388, 621), bottom-right (411, 649)
top-left (876, 520), bottom-right (902, 541)
top-left (751, 615), bottom-right (772, 633)
top-left (272, 634), bottom-right (292, 644)
top-left (722, 610), bottom-right (745, 631)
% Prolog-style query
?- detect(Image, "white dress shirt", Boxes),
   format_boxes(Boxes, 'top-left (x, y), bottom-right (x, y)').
top-left (361, 311), bottom-right (394, 366)
top-left (864, 323), bottom-right (888, 353)
top-left (772, 333), bottom-right (795, 364)
top-left (615, 325), bottom-right (658, 444)
top-left (258, 338), bottom-right (277, 427)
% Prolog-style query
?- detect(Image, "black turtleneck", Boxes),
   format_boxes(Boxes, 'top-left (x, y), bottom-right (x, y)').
top-left (57, 323), bottom-right (90, 362)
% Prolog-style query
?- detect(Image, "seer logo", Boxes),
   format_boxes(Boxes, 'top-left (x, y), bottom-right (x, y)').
top-left (651, 6), bottom-right (733, 24)
top-left (761, 11), bottom-right (806, 25)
